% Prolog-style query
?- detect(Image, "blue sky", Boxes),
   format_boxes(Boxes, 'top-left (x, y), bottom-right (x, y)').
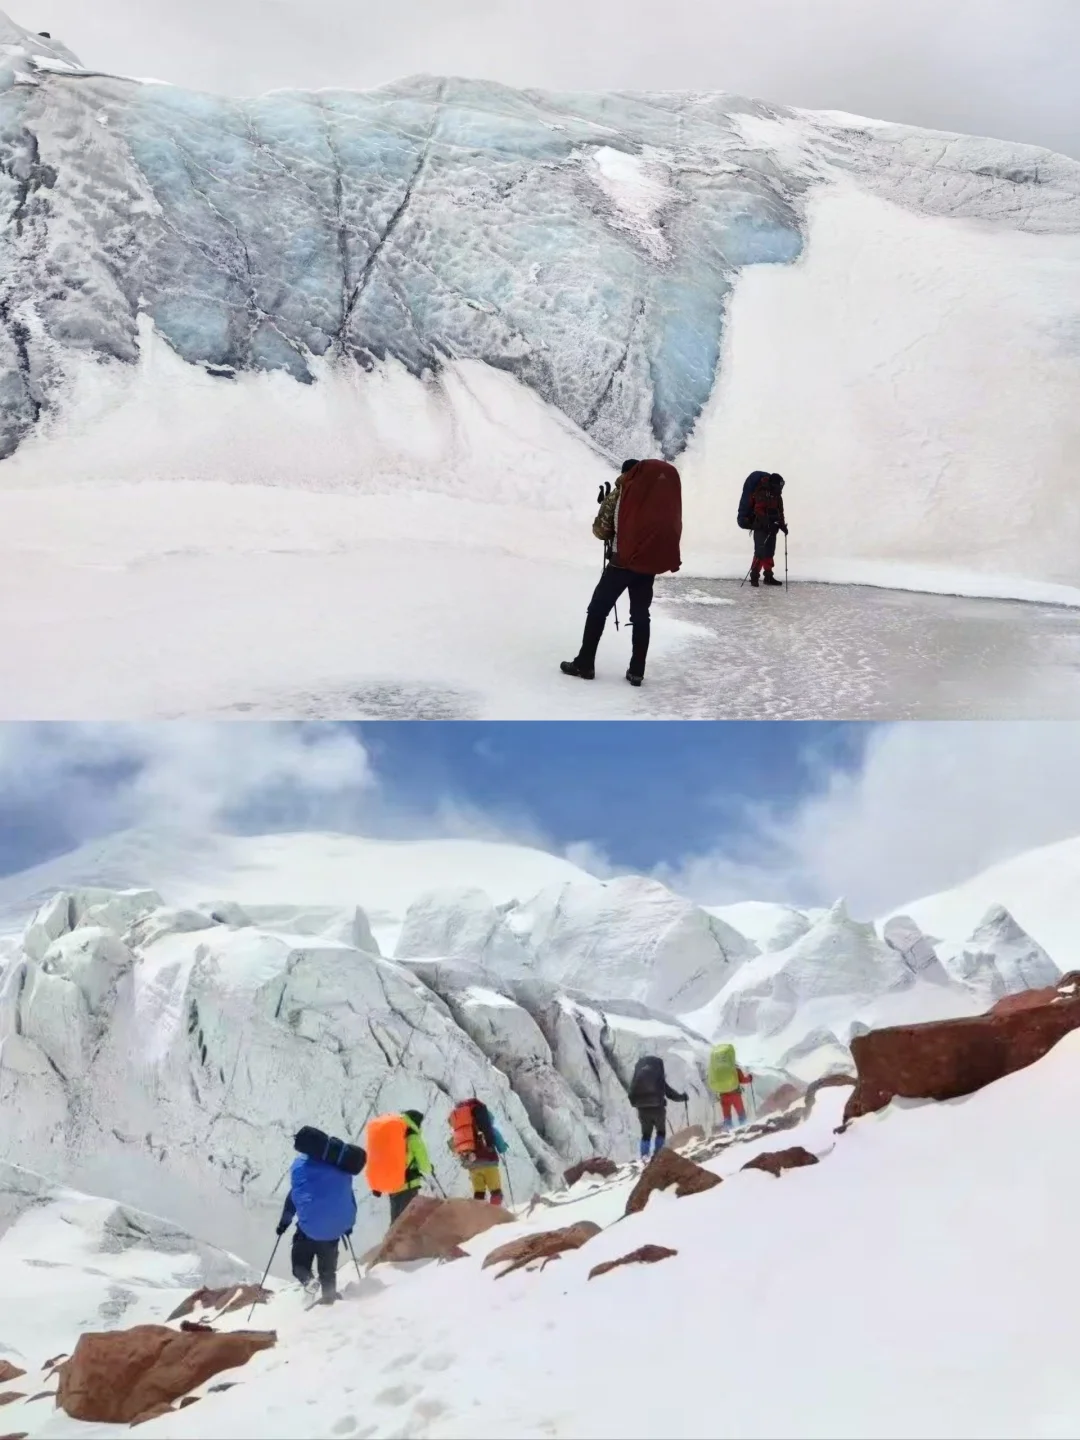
top-left (1, 721), bottom-right (1079, 915)
top-left (0, 721), bottom-right (866, 880)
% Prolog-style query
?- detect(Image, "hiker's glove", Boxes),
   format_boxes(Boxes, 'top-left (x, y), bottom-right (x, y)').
top-left (371, 1190), bottom-right (383, 1198)
top-left (781, 524), bottom-right (789, 535)
top-left (275, 1222), bottom-right (289, 1236)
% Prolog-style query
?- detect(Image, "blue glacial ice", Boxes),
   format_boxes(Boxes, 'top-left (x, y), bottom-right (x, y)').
top-left (0, 13), bottom-right (1077, 463)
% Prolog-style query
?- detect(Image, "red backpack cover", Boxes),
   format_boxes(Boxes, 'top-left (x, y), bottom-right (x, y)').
top-left (614, 460), bottom-right (682, 575)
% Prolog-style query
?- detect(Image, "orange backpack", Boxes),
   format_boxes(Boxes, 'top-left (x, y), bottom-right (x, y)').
top-left (365, 1114), bottom-right (408, 1193)
top-left (449, 1101), bottom-right (480, 1157)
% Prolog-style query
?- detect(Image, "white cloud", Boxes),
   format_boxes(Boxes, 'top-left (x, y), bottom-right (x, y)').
top-left (666, 723), bottom-right (1080, 918)
top-left (32, 0), bottom-right (1080, 158)
top-left (0, 722), bottom-right (374, 838)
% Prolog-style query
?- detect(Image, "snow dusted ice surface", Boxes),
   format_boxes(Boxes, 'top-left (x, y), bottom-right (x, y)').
top-left (0, 17), bottom-right (1079, 714)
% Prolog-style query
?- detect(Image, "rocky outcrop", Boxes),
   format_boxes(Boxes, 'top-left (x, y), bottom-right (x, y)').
top-left (366, 1197), bottom-right (513, 1266)
top-left (165, 1285), bottom-right (271, 1322)
top-left (936, 907), bottom-right (1060, 1004)
top-left (0, 1394), bottom-right (24, 1407)
top-left (0, 1368), bottom-right (23, 1386)
top-left (588, 1244), bottom-right (678, 1280)
top-left (757, 1082), bottom-right (805, 1117)
top-left (741, 1146), bottom-right (819, 1177)
top-left (483, 1221), bottom-right (602, 1277)
top-left (666, 1125), bottom-right (705, 1150)
top-left (625, 1148), bottom-right (721, 1215)
top-left (564, 1157), bottom-right (618, 1186)
top-left (845, 978), bottom-right (1080, 1121)
top-left (57, 1325), bottom-right (276, 1424)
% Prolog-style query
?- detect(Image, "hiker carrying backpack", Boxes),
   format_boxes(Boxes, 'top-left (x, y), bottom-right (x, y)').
top-left (561, 458), bottom-right (682, 688)
top-left (741, 472), bottom-right (787, 588)
top-left (276, 1127), bottom-right (364, 1305)
top-left (366, 1109), bottom-right (432, 1223)
top-left (448, 1098), bottom-right (509, 1205)
top-left (628, 1054), bottom-right (688, 1161)
top-left (707, 1044), bottom-right (753, 1128)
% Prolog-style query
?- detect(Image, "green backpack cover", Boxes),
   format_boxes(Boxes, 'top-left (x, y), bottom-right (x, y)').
top-left (708, 1043), bottom-right (739, 1095)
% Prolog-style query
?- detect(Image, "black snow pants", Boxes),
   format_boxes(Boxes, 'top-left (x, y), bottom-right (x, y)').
top-left (578, 564), bottom-right (655, 677)
top-left (291, 1229), bottom-right (339, 1296)
top-left (753, 526), bottom-right (778, 563)
top-left (637, 1105), bottom-right (667, 1145)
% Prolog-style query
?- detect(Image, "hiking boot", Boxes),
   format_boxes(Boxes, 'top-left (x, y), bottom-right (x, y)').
top-left (560, 659), bottom-right (595, 680)
top-left (749, 573), bottom-right (760, 587)
top-left (318, 1290), bottom-right (339, 1306)
top-left (625, 670), bottom-right (643, 688)
top-left (762, 572), bottom-right (782, 587)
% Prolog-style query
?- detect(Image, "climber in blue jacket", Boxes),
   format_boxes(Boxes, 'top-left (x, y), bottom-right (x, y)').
top-left (277, 1153), bottom-right (358, 1304)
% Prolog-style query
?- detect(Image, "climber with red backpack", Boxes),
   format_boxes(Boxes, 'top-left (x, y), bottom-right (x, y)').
top-left (365, 1109), bottom-right (432, 1223)
top-left (447, 1097), bottom-right (509, 1205)
top-left (561, 457), bottom-right (682, 687)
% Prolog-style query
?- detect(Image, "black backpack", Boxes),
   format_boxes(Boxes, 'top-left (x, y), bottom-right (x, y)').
top-left (629, 1055), bottom-right (665, 1107)
top-left (294, 1125), bottom-right (367, 1176)
top-left (737, 471), bottom-right (770, 530)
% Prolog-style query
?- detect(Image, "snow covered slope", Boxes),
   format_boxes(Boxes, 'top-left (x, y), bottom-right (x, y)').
top-left (0, 1161), bottom-right (255, 1373)
top-left (11, 1042), bottom-right (1080, 1439)
top-left (0, 827), bottom-right (592, 954)
top-left (0, 11), bottom-right (1078, 598)
top-left (900, 833), bottom-right (1080, 971)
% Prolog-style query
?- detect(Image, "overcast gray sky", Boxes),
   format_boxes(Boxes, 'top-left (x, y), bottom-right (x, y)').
top-left (26, 0), bottom-right (1080, 157)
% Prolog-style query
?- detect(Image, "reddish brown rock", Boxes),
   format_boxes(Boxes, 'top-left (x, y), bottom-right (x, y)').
top-left (27, 1392), bottom-right (56, 1403)
top-left (166, 1285), bottom-right (271, 1323)
top-left (588, 1244), bottom-right (678, 1280)
top-left (624, 1147), bottom-right (722, 1215)
top-left (483, 1221), bottom-right (602, 1277)
top-left (0, 1395), bottom-right (24, 1408)
top-left (178, 1396), bottom-right (200, 1409)
top-left (845, 978), bottom-right (1080, 1122)
top-left (0, 1431), bottom-right (28, 1439)
top-left (0, 1369), bottom-right (22, 1387)
top-left (57, 1325), bottom-right (276, 1424)
top-left (741, 1146), bottom-right (819, 1178)
top-left (666, 1125), bottom-right (706, 1150)
top-left (757, 1082), bottom-right (805, 1117)
top-left (366, 1196), bottom-right (514, 1267)
top-left (563, 1157), bottom-right (618, 1186)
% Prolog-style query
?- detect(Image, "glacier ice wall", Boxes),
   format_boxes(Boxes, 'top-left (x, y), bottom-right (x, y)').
top-left (1, 13), bottom-right (1077, 466)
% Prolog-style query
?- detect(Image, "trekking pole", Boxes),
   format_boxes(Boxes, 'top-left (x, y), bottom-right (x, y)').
top-left (429, 1171), bottom-right (447, 1199)
top-left (345, 1234), bottom-right (363, 1286)
top-left (739, 564), bottom-right (753, 588)
top-left (247, 1234), bottom-right (282, 1321)
top-left (503, 1163), bottom-right (516, 1211)
top-left (683, 1101), bottom-right (690, 1131)
top-left (784, 533), bottom-right (788, 591)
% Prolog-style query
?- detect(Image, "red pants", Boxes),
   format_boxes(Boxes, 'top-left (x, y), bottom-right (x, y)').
top-left (719, 1091), bottom-right (745, 1123)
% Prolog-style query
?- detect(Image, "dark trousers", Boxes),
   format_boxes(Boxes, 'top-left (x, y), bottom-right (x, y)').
top-left (390, 1187), bottom-right (420, 1223)
top-left (578, 564), bottom-right (655, 676)
top-left (291, 1229), bottom-right (339, 1295)
top-left (637, 1105), bottom-right (667, 1144)
top-left (752, 527), bottom-right (778, 575)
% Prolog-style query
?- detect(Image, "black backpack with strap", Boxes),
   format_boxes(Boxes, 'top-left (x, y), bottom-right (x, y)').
top-left (628, 1055), bottom-right (666, 1107)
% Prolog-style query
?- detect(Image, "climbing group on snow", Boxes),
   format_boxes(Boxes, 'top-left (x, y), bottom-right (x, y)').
top-left (274, 1042), bottom-right (752, 1305)
top-left (561, 458), bottom-right (789, 685)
